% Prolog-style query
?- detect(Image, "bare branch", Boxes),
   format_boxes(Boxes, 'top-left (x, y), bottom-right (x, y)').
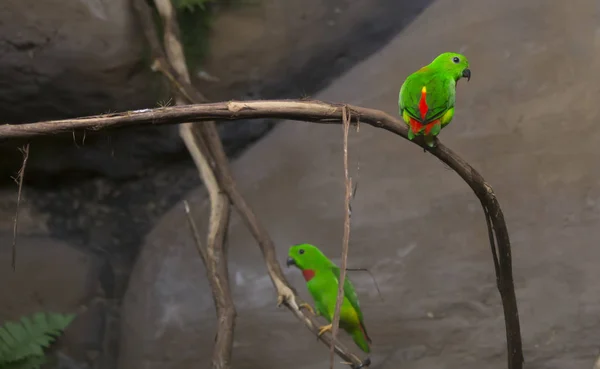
top-left (11, 143), bottom-right (30, 271)
top-left (136, 0), bottom-right (235, 367)
top-left (330, 107), bottom-right (354, 368)
top-left (180, 121), bottom-right (234, 369)
top-left (0, 98), bottom-right (523, 369)
top-left (184, 197), bottom-right (234, 369)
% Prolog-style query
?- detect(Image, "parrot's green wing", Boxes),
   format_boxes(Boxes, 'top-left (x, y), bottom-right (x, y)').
top-left (399, 70), bottom-right (456, 124)
top-left (331, 266), bottom-right (366, 324)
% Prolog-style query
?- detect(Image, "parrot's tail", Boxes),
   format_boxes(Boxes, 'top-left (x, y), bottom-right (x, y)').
top-left (408, 118), bottom-right (422, 135)
top-left (409, 118), bottom-right (438, 136)
top-left (360, 322), bottom-right (372, 344)
top-left (352, 324), bottom-right (372, 353)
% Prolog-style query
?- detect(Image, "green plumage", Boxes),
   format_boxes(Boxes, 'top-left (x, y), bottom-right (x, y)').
top-left (398, 52), bottom-right (471, 147)
top-left (286, 244), bottom-right (372, 353)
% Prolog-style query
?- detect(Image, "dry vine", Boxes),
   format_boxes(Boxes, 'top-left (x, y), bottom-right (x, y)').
top-left (11, 143), bottom-right (29, 271)
top-left (0, 99), bottom-right (524, 369)
top-left (330, 106), bottom-right (354, 368)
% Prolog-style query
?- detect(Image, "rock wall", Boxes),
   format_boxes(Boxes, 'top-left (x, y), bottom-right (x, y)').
top-left (0, 0), bottom-right (175, 181)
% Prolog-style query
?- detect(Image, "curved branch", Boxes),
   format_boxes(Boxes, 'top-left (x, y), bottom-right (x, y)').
top-left (0, 99), bottom-right (523, 369)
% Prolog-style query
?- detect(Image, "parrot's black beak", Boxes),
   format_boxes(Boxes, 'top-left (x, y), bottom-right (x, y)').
top-left (286, 257), bottom-right (296, 267)
top-left (462, 68), bottom-right (471, 81)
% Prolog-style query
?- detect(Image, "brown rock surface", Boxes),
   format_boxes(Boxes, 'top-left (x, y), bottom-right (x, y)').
top-left (200, 0), bottom-right (432, 100)
top-left (0, 0), bottom-right (172, 181)
top-left (119, 0), bottom-right (600, 368)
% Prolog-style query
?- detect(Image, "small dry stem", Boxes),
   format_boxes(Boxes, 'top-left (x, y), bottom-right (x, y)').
top-left (12, 143), bottom-right (30, 271)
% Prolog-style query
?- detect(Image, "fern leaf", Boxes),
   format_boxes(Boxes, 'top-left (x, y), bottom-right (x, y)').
top-left (1, 355), bottom-right (47, 369)
top-left (0, 312), bottom-right (75, 364)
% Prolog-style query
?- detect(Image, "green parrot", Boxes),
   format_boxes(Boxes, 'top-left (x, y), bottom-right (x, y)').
top-left (286, 243), bottom-right (372, 353)
top-left (398, 52), bottom-right (471, 148)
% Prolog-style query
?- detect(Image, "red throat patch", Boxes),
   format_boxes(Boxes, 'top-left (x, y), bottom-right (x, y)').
top-left (418, 86), bottom-right (428, 121)
top-left (302, 269), bottom-right (316, 282)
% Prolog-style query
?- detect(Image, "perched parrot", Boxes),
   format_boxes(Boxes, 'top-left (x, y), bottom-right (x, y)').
top-left (286, 243), bottom-right (372, 353)
top-left (398, 52), bottom-right (471, 148)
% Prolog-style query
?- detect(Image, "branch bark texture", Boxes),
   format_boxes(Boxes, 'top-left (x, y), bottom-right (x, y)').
top-left (0, 99), bottom-right (523, 369)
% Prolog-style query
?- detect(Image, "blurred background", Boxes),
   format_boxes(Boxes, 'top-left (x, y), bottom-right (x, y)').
top-left (0, 0), bottom-right (599, 368)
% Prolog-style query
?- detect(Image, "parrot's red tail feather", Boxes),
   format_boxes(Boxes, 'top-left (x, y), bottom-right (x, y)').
top-left (409, 118), bottom-right (422, 134)
top-left (423, 120), bottom-right (438, 135)
top-left (359, 322), bottom-right (372, 344)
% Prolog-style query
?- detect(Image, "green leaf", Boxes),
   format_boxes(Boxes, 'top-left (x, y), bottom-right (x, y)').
top-left (0, 312), bottom-right (76, 365)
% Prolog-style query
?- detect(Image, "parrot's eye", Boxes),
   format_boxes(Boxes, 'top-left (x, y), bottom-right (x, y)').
top-left (299, 249), bottom-right (305, 255)
top-left (452, 56), bottom-right (460, 63)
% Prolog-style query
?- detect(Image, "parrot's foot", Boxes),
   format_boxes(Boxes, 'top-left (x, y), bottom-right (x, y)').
top-left (317, 323), bottom-right (333, 337)
top-left (275, 284), bottom-right (297, 309)
top-left (298, 303), bottom-right (316, 315)
top-left (277, 295), bottom-right (284, 307)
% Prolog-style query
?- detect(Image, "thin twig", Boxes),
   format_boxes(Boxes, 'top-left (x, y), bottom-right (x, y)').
top-left (12, 143), bottom-right (30, 271)
top-left (184, 201), bottom-right (207, 262)
top-left (0, 99), bottom-right (523, 369)
top-left (330, 107), bottom-right (354, 368)
top-left (346, 268), bottom-right (384, 302)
